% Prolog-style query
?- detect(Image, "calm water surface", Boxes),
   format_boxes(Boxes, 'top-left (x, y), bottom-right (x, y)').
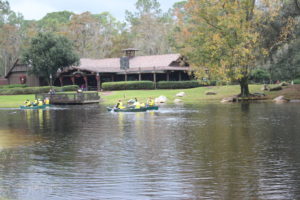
top-left (0, 103), bottom-right (300, 200)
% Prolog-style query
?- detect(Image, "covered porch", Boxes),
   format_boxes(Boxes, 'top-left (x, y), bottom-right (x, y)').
top-left (54, 68), bottom-right (191, 91)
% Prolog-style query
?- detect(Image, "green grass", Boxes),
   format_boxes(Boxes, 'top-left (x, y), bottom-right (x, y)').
top-left (100, 85), bottom-right (265, 105)
top-left (0, 94), bottom-right (35, 108)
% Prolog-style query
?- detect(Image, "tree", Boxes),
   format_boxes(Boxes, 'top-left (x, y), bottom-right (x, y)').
top-left (22, 32), bottom-right (79, 84)
top-left (258, 0), bottom-right (300, 82)
top-left (176, 0), bottom-right (286, 97)
top-left (0, 0), bottom-right (24, 76)
top-left (126, 0), bottom-right (174, 55)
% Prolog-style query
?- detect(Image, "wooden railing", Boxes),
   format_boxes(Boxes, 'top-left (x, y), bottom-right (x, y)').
top-left (36, 92), bottom-right (100, 105)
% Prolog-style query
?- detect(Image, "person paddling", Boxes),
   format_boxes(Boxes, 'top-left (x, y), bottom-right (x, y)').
top-left (133, 98), bottom-right (141, 109)
top-left (147, 97), bottom-right (155, 107)
top-left (24, 99), bottom-right (31, 107)
top-left (116, 99), bottom-right (125, 109)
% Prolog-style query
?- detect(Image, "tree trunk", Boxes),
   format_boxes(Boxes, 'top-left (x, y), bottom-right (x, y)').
top-left (239, 77), bottom-right (250, 97)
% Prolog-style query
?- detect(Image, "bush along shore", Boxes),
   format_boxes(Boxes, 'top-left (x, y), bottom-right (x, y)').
top-left (0, 85), bottom-right (79, 95)
top-left (101, 80), bottom-right (208, 91)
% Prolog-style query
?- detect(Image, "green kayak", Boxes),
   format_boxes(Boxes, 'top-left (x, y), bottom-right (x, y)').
top-left (20, 104), bottom-right (51, 110)
top-left (146, 106), bottom-right (159, 110)
top-left (107, 107), bottom-right (147, 112)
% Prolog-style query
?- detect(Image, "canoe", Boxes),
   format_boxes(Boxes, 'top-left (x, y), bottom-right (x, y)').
top-left (146, 106), bottom-right (159, 110)
top-left (107, 107), bottom-right (147, 112)
top-left (20, 104), bottom-right (51, 110)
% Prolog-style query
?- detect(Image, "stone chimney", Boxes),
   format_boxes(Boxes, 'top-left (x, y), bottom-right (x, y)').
top-left (122, 48), bottom-right (139, 58)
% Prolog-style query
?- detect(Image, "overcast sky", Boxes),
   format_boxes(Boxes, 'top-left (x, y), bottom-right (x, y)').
top-left (8, 0), bottom-right (179, 21)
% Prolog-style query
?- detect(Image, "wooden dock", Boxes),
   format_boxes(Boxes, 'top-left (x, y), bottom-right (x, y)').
top-left (36, 92), bottom-right (100, 105)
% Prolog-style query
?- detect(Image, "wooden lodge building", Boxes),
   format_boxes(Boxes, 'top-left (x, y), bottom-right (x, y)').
top-left (4, 49), bottom-right (191, 89)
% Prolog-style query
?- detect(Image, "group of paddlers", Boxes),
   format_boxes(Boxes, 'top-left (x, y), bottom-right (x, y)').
top-left (115, 97), bottom-right (155, 109)
top-left (24, 98), bottom-right (50, 107)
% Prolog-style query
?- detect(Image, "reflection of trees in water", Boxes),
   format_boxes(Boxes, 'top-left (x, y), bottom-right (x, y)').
top-left (0, 106), bottom-right (102, 199)
top-left (171, 104), bottom-right (300, 199)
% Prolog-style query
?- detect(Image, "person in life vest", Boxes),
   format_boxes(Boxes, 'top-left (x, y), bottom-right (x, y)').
top-left (147, 97), bottom-right (155, 107)
top-left (38, 99), bottom-right (44, 106)
top-left (24, 99), bottom-right (31, 107)
top-left (44, 97), bottom-right (50, 105)
top-left (116, 100), bottom-right (125, 109)
top-left (32, 99), bottom-right (38, 106)
top-left (133, 98), bottom-right (141, 109)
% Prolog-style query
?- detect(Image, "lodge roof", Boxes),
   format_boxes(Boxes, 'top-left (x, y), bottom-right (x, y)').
top-left (70, 53), bottom-right (190, 73)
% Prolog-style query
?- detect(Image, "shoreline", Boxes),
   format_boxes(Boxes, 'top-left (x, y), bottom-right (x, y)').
top-left (0, 85), bottom-right (299, 108)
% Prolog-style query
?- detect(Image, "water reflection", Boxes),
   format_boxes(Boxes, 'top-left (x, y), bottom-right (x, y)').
top-left (0, 129), bottom-right (42, 149)
top-left (0, 103), bottom-right (300, 199)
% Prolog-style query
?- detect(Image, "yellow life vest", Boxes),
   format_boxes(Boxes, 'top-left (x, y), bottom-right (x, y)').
top-left (38, 100), bottom-right (44, 106)
top-left (25, 101), bottom-right (31, 107)
top-left (117, 102), bottom-right (125, 109)
top-left (140, 103), bottom-right (145, 107)
top-left (135, 102), bottom-right (141, 109)
top-left (44, 99), bottom-right (50, 105)
top-left (149, 100), bottom-right (154, 106)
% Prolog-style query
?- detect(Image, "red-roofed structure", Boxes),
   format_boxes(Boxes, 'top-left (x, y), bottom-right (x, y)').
top-left (57, 51), bottom-right (191, 90)
top-left (5, 49), bottom-right (192, 90)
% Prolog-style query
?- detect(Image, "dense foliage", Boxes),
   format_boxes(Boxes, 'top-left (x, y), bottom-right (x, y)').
top-left (0, 85), bottom-right (79, 95)
top-left (102, 81), bottom-right (155, 90)
top-left (157, 81), bottom-right (201, 89)
top-left (22, 32), bottom-right (79, 84)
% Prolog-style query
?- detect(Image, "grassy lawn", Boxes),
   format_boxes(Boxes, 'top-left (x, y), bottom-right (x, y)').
top-left (100, 84), bottom-right (265, 105)
top-left (0, 94), bottom-right (35, 108)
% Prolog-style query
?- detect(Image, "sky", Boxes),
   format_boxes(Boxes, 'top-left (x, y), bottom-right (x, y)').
top-left (8, 0), bottom-right (180, 21)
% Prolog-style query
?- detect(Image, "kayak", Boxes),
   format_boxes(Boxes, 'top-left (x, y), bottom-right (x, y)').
top-left (146, 106), bottom-right (159, 110)
top-left (20, 104), bottom-right (51, 109)
top-left (107, 107), bottom-right (147, 112)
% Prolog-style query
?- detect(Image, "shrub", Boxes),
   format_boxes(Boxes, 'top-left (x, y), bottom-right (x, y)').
top-left (0, 84), bottom-right (28, 89)
top-left (61, 85), bottom-right (79, 91)
top-left (0, 85), bottom-right (79, 95)
top-left (102, 81), bottom-right (154, 90)
top-left (157, 81), bottom-right (201, 89)
top-left (293, 79), bottom-right (300, 84)
top-left (250, 68), bottom-right (270, 83)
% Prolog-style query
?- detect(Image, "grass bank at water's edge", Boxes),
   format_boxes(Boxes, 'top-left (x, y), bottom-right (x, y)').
top-left (0, 84), bottom-right (299, 108)
top-left (100, 84), bottom-right (268, 105)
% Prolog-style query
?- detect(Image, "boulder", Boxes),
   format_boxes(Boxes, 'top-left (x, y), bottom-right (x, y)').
top-left (155, 96), bottom-right (167, 103)
top-left (261, 84), bottom-right (270, 91)
top-left (174, 99), bottom-right (183, 103)
top-left (252, 92), bottom-right (266, 97)
top-left (176, 92), bottom-right (186, 97)
top-left (273, 96), bottom-right (290, 103)
top-left (205, 91), bottom-right (217, 95)
top-left (269, 85), bottom-right (282, 91)
top-left (221, 97), bottom-right (235, 103)
top-left (280, 82), bottom-right (289, 86)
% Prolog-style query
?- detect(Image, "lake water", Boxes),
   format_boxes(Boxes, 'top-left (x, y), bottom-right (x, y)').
top-left (0, 103), bottom-right (300, 200)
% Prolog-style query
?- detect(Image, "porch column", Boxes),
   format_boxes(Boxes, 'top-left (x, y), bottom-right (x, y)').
top-left (179, 71), bottom-right (182, 81)
top-left (83, 76), bottom-right (88, 90)
top-left (71, 76), bottom-right (75, 85)
top-left (96, 73), bottom-right (100, 91)
top-left (59, 76), bottom-right (64, 86)
top-left (153, 67), bottom-right (157, 89)
top-left (125, 70), bottom-right (128, 81)
top-left (111, 74), bottom-right (115, 82)
top-left (139, 67), bottom-right (142, 81)
top-left (166, 71), bottom-right (170, 81)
